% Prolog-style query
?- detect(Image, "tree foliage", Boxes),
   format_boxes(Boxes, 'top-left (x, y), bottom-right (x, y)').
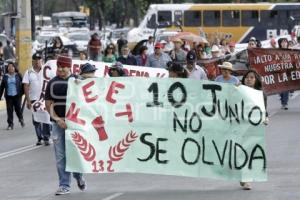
top-left (1, 0), bottom-right (300, 30)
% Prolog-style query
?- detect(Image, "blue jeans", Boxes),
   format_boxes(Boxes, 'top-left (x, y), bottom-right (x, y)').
top-left (32, 116), bottom-right (51, 141)
top-left (280, 92), bottom-right (289, 106)
top-left (52, 123), bottom-right (83, 188)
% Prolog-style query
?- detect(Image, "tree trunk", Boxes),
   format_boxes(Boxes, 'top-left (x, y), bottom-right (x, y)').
top-left (96, 1), bottom-right (105, 30)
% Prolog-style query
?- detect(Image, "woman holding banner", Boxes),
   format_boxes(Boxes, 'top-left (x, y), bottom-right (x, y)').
top-left (240, 69), bottom-right (269, 190)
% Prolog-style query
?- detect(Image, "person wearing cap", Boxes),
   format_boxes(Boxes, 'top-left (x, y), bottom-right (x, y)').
top-left (88, 33), bottom-right (102, 61)
top-left (79, 63), bottom-right (97, 79)
top-left (185, 50), bottom-right (207, 80)
top-left (45, 55), bottom-right (86, 195)
top-left (108, 62), bottom-right (127, 77)
top-left (248, 37), bottom-right (257, 48)
top-left (169, 38), bottom-right (187, 63)
top-left (215, 61), bottom-right (240, 85)
top-left (23, 53), bottom-right (51, 145)
top-left (161, 39), bottom-right (174, 53)
top-left (145, 42), bottom-right (171, 68)
top-left (210, 45), bottom-right (221, 58)
top-left (117, 45), bottom-right (137, 66)
top-left (0, 61), bottom-right (24, 130)
top-left (159, 40), bottom-right (168, 53)
top-left (167, 62), bottom-right (188, 78)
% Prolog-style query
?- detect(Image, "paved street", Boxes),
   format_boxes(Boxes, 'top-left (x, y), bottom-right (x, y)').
top-left (0, 93), bottom-right (299, 200)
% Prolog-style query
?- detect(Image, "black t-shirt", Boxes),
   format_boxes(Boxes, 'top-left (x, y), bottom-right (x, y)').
top-left (117, 39), bottom-right (128, 53)
top-left (45, 75), bottom-right (72, 119)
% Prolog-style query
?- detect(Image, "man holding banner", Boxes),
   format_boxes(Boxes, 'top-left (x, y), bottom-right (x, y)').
top-left (23, 53), bottom-right (51, 146)
top-left (45, 55), bottom-right (86, 195)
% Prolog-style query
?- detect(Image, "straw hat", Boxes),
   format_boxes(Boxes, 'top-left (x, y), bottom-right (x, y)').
top-left (211, 45), bottom-right (220, 52)
top-left (218, 62), bottom-right (233, 71)
top-left (172, 38), bottom-right (183, 44)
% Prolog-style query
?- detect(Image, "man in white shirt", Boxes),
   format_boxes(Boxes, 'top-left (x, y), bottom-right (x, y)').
top-left (23, 53), bottom-right (51, 146)
top-left (185, 51), bottom-right (207, 80)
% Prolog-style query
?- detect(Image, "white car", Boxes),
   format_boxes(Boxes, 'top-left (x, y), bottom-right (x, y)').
top-left (68, 32), bottom-right (90, 51)
top-left (32, 31), bottom-right (58, 54)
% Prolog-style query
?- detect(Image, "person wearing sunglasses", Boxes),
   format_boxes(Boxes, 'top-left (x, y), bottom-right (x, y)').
top-left (102, 44), bottom-right (117, 63)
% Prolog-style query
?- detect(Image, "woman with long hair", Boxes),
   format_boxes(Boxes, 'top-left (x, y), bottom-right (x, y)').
top-left (102, 44), bottom-right (117, 63)
top-left (239, 69), bottom-right (269, 190)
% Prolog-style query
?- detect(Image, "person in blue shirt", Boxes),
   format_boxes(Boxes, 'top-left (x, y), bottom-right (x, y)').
top-left (215, 61), bottom-right (240, 85)
top-left (0, 62), bottom-right (24, 130)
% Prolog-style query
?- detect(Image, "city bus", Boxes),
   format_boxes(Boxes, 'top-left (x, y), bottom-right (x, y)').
top-left (127, 3), bottom-right (300, 46)
top-left (52, 11), bottom-right (88, 28)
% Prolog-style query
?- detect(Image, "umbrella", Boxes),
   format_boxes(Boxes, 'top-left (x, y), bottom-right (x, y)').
top-left (172, 32), bottom-right (208, 43)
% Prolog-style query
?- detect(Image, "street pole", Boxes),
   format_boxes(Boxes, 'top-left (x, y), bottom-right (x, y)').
top-left (15, 0), bottom-right (32, 75)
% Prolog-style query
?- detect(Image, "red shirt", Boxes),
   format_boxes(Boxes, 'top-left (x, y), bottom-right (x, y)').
top-left (88, 38), bottom-right (101, 53)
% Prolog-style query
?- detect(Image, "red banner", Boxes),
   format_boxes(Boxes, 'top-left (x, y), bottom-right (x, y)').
top-left (248, 48), bottom-right (300, 95)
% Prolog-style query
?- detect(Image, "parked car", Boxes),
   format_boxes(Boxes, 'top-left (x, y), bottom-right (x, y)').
top-left (32, 31), bottom-right (58, 54)
top-left (68, 32), bottom-right (90, 51)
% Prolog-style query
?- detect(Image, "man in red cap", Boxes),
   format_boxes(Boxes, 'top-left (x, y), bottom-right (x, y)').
top-left (145, 42), bottom-right (171, 68)
top-left (45, 55), bottom-right (86, 195)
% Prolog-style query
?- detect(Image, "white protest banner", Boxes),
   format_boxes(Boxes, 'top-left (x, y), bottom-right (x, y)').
top-left (65, 77), bottom-right (267, 182)
top-left (31, 60), bottom-right (168, 123)
top-left (44, 60), bottom-right (168, 77)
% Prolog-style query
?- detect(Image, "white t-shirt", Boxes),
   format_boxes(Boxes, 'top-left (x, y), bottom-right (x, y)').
top-left (186, 65), bottom-right (208, 80)
top-left (22, 67), bottom-right (43, 101)
top-left (146, 42), bottom-right (155, 55)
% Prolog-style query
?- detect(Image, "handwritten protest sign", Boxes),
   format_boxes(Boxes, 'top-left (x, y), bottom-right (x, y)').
top-left (44, 60), bottom-right (168, 78)
top-left (31, 60), bottom-right (168, 123)
top-left (65, 77), bottom-right (267, 182)
top-left (248, 48), bottom-right (300, 95)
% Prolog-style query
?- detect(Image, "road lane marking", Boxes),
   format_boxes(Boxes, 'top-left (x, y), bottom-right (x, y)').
top-left (0, 145), bottom-right (42, 160)
top-left (102, 193), bottom-right (124, 200)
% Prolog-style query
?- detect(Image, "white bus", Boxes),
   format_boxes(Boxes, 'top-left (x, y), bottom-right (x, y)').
top-left (52, 11), bottom-right (88, 28)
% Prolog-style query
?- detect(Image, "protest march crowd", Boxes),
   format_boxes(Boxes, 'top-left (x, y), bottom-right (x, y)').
top-left (0, 30), bottom-right (299, 195)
